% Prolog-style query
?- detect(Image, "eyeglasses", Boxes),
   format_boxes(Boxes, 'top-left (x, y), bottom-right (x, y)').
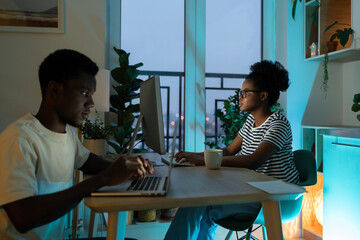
top-left (239, 89), bottom-right (262, 98)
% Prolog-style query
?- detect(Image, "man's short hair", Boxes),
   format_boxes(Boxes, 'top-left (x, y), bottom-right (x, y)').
top-left (38, 49), bottom-right (99, 97)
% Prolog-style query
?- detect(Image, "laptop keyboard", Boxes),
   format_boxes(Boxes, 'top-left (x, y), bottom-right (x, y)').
top-left (127, 176), bottom-right (161, 191)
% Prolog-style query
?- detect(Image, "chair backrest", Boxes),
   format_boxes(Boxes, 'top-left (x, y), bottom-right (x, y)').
top-left (252, 150), bottom-right (318, 226)
top-left (293, 150), bottom-right (317, 187)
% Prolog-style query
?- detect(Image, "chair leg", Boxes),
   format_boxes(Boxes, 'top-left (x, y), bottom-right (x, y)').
top-left (225, 230), bottom-right (233, 240)
top-left (88, 210), bottom-right (97, 237)
top-left (246, 225), bottom-right (253, 240)
top-left (261, 225), bottom-right (267, 240)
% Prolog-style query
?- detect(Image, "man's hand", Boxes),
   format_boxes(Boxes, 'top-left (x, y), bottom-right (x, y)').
top-left (100, 155), bottom-right (154, 186)
top-left (174, 151), bottom-right (205, 166)
top-left (135, 155), bottom-right (154, 175)
top-left (101, 156), bottom-right (145, 186)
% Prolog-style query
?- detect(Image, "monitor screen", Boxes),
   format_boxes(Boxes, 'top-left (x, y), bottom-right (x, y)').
top-left (140, 76), bottom-right (166, 155)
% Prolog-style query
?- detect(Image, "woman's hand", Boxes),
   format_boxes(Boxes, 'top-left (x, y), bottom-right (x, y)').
top-left (174, 151), bottom-right (205, 166)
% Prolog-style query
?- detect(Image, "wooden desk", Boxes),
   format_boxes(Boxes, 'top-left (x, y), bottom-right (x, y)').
top-left (85, 155), bottom-right (305, 240)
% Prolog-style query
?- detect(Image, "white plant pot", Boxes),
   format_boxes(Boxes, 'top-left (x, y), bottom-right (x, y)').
top-left (83, 139), bottom-right (107, 156)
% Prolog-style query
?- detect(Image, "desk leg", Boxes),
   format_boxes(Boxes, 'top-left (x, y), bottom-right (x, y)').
top-left (106, 211), bottom-right (127, 240)
top-left (261, 201), bottom-right (283, 240)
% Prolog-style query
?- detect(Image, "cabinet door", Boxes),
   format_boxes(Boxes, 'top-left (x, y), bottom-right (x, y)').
top-left (323, 135), bottom-right (360, 240)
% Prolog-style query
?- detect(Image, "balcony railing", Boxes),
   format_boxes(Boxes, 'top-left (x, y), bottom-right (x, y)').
top-left (138, 70), bottom-right (246, 152)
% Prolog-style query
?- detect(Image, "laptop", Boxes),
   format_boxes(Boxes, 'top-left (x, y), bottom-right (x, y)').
top-left (91, 120), bottom-right (179, 197)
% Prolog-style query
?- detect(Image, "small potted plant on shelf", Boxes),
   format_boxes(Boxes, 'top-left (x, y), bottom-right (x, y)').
top-left (80, 110), bottom-right (111, 156)
top-left (324, 21), bottom-right (354, 51)
top-left (321, 21), bottom-right (354, 96)
top-left (351, 93), bottom-right (360, 122)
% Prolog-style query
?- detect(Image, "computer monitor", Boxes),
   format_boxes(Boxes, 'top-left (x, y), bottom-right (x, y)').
top-left (139, 76), bottom-right (166, 155)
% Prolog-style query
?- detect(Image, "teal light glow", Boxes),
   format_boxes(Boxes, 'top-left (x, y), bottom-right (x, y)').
top-left (285, 1), bottom-right (319, 150)
top-left (323, 135), bottom-right (360, 239)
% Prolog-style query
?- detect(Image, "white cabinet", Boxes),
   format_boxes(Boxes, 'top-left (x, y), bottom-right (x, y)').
top-left (302, 126), bottom-right (360, 239)
top-left (322, 135), bottom-right (360, 239)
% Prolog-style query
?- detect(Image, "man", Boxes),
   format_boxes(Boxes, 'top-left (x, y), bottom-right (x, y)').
top-left (0, 49), bottom-right (153, 239)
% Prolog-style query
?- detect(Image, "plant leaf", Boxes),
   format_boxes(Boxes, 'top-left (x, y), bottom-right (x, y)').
top-left (351, 103), bottom-right (360, 112)
top-left (127, 66), bottom-right (141, 80)
top-left (353, 93), bottom-right (360, 103)
top-left (113, 85), bottom-right (129, 97)
top-left (113, 47), bottom-right (129, 68)
top-left (118, 112), bottom-right (135, 128)
top-left (132, 148), bottom-right (148, 153)
top-left (133, 63), bottom-right (144, 68)
top-left (110, 94), bottom-right (125, 110)
top-left (113, 47), bottom-right (126, 56)
top-left (107, 140), bottom-right (122, 154)
top-left (339, 30), bottom-right (350, 47)
top-left (111, 68), bottom-right (127, 85)
top-left (292, 0), bottom-right (298, 20)
top-left (132, 78), bottom-right (143, 91)
top-left (330, 33), bottom-right (338, 42)
top-left (129, 92), bottom-right (140, 100)
top-left (357, 114), bottom-right (360, 122)
top-left (324, 21), bottom-right (338, 32)
top-left (126, 104), bottom-right (140, 114)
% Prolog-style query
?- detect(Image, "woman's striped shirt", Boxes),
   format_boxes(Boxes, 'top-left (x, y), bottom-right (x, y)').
top-left (238, 111), bottom-right (299, 183)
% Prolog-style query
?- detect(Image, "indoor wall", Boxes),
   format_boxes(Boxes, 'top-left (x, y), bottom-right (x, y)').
top-left (264, 0), bottom-right (360, 150)
top-left (0, 0), bottom-right (107, 131)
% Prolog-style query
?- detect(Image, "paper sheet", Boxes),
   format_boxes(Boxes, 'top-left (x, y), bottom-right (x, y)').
top-left (247, 180), bottom-right (305, 194)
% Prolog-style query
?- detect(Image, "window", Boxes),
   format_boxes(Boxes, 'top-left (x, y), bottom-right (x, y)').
top-left (120, 0), bottom-right (262, 150)
top-left (205, 0), bottom-right (262, 147)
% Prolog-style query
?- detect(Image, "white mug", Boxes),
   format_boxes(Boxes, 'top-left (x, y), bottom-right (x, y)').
top-left (204, 149), bottom-right (223, 170)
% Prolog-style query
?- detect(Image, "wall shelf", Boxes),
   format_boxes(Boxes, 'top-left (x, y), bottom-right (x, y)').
top-left (304, 0), bottom-right (360, 63)
top-left (305, 42), bottom-right (360, 62)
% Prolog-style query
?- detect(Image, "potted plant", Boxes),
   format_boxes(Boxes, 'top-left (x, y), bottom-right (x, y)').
top-left (205, 89), bottom-right (249, 149)
top-left (324, 21), bottom-right (354, 50)
top-left (351, 93), bottom-right (360, 122)
top-left (321, 21), bottom-right (355, 96)
top-left (80, 110), bottom-right (111, 156)
top-left (108, 47), bottom-right (146, 154)
top-left (321, 51), bottom-right (329, 96)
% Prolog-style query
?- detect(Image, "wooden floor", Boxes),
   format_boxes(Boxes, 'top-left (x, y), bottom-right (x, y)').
top-left (64, 220), bottom-right (307, 240)
top-left (125, 221), bottom-right (306, 240)
top-left (62, 208), bottom-right (309, 240)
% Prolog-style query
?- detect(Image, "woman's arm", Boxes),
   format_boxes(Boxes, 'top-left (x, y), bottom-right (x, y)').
top-left (221, 141), bottom-right (278, 169)
top-left (222, 135), bottom-right (243, 156)
top-left (174, 151), bottom-right (204, 165)
top-left (173, 135), bottom-right (244, 165)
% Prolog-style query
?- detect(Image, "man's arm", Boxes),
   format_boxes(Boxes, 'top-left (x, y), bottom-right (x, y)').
top-left (3, 156), bottom-right (145, 233)
top-left (79, 153), bottom-right (154, 175)
top-left (78, 152), bottom-right (112, 174)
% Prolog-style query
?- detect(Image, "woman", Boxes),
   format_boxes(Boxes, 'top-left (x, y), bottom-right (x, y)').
top-left (164, 60), bottom-right (299, 240)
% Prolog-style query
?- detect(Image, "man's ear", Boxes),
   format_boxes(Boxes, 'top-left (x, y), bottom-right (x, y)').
top-left (47, 81), bottom-right (62, 99)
